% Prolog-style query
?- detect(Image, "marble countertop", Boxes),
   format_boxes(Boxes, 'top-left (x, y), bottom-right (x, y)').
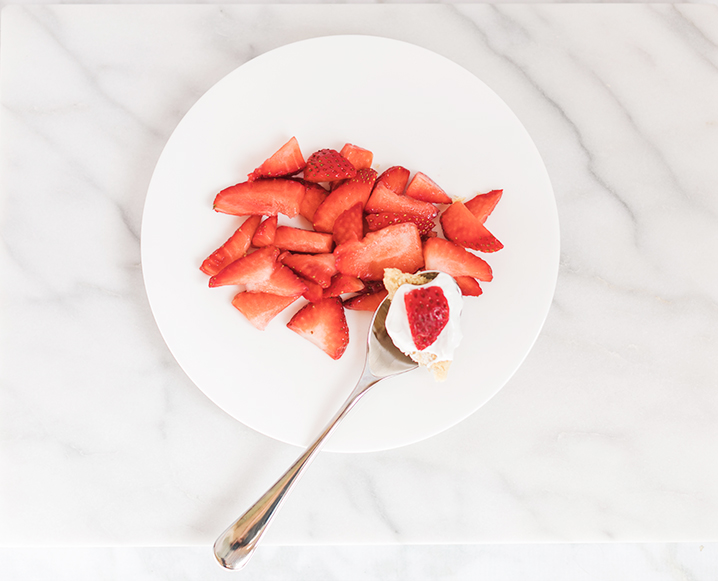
top-left (2, 2), bottom-right (718, 576)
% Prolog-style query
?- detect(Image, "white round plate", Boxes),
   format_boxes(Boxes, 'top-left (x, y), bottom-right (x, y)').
top-left (141, 35), bottom-right (559, 453)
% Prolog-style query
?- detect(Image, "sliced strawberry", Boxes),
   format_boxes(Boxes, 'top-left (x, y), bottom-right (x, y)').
top-left (404, 172), bottom-right (452, 204)
top-left (287, 297), bottom-right (350, 360)
top-left (376, 166), bottom-right (410, 194)
top-left (208, 246), bottom-right (279, 288)
top-left (312, 168), bottom-right (377, 233)
top-left (248, 136), bottom-right (305, 181)
top-left (454, 276), bottom-right (483, 296)
top-left (364, 182), bottom-right (438, 221)
top-left (440, 201), bottom-right (503, 253)
top-left (251, 215), bottom-right (278, 247)
top-left (303, 149), bottom-right (356, 183)
top-left (231, 292), bottom-right (299, 330)
top-left (404, 286), bottom-right (450, 350)
top-left (423, 237), bottom-right (492, 282)
top-left (343, 289), bottom-right (388, 311)
top-left (334, 222), bottom-right (424, 281)
top-left (339, 143), bottom-right (373, 170)
top-left (464, 189), bottom-right (503, 223)
top-left (214, 179), bottom-right (305, 218)
top-left (365, 212), bottom-right (435, 238)
top-left (274, 226), bottom-right (334, 254)
top-left (298, 181), bottom-right (329, 223)
top-left (200, 215), bottom-right (261, 276)
top-left (301, 277), bottom-right (325, 303)
top-left (280, 252), bottom-right (337, 288)
top-left (245, 263), bottom-right (308, 296)
top-left (332, 202), bottom-right (364, 245)
top-left (323, 274), bottom-right (365, 298)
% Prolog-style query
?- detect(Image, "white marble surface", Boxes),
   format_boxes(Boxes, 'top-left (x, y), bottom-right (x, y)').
top-left (2, 1), bottom-right (718, 578)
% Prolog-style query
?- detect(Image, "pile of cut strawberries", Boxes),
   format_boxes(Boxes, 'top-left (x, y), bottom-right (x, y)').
top-left (200, 137), bottom-right (503, 361)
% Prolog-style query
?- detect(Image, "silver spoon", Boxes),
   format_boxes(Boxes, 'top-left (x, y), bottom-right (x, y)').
top-left (213, 271), bottom-right (444, 570)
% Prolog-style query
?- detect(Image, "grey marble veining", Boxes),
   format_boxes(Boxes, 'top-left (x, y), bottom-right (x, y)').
top-left (1, 3), bottom-right (718, 554)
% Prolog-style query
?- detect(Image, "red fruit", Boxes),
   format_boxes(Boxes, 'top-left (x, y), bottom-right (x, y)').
top-left (252, 215), bottom-right (278, 247)
top-left (343, 289), bottom-right (388, 311)
top-left (301, 277), bottom-right (325, 303)
top-left (339, 143), bottom-right (373, 169)
top-left (274, 226), bottom-right (334, 254)
top-left (208, 246), bottom-right (279, 288)
top-left (332, 202), bottom-right (364, 245)
top-left (376, 166), bottom-right (410, 194)
top-left (404, 286), bottom-right (450, 350)
top-left (303, 149), bottom-right (356, 183)
top-left (287, 297), bottom-right (350, 360)
top-left (312, 168), bottom-right (378, 233)
top-left (323, 274), bottom-right (365, 298)
top-left (334, 222), bottom-right (424, 281)
top-left (248, 136), bottom-right (305, 181)
top-left (365, 212), bottom-right (435, 238)
top-left (200, 215), bottom-right (261, 276)
top-left (454, 276), bottom-right (483, 296)
top-left (298, 181), bottom-right (329, 222)
top-left (404, 172), bottom-right (452, 204)
top-left (365, 182), bottom-right (438, 221)
top-left (440, 201), bottom-right (503, 253)
top-left (231, 292), bottom-right (299, 330)
top-left (245, 264), bottom-right (308, 297)
top-left (280, 252), bottom-right (337, 288)
top-left (214, 179), bottom-right (305, 218)
top-left (423, 237), bottom-right (492, 282)
top-left (464, 189), bottom-right (503, 223)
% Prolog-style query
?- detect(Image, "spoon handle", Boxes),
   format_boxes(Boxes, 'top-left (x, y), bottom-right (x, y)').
top-left (213, 371), bottom-right (378, 570)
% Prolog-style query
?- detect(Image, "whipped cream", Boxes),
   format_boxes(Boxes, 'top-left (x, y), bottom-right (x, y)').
top-left (385, 272), bottom-right (463, 367)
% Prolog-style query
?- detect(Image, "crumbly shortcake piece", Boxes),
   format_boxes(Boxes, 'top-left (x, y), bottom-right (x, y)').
top-left (383, 268), bottom-right (457, 381)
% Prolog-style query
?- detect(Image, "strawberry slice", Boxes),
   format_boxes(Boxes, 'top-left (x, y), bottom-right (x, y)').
top-left (334, 222), bottom-right (424, 281)
top-left (464, 189), bottom-right (503, 223)
top-left (280, 252), bottom-right (337, 288)
top-left (404, 286), bottom-right (450, 350)
top-left (312, 168), bottom-right (377, 233)
top-left (323, 274), bottom-right (365, 298)
top-left (251, 215), bottom-right (278, 247)
top-left (332, 202), bottom-right (364, 245)
top-left (343, 289), bottom-right (388, 311)
top-left (364, 182), bottom-right (438, 221)
top-left (298, 181), bottom-right (329, 223)
top-left (245, 264), bottom-right (308, 296)
top-left (365, 212), bottom-right (435, 238)
top-left (231, 292), bottom-right (299, 330)
top-left (440, 201), bottom-right (503, 253)
top-left (339, 143), bottom-right (373, 170)
top-left (376, 166), bottom-right (410, 194)
top-left (454, 276), bottom-right (483, 296)
top-left (287, 297), bottom-right (350, 360)
top-left (404, 172), bottom-right (452, 204)
top-left (303, 149), bottom-right (356, 183)
top-left (200, 215), bottom-right (261, 276)
top-left (423, 237), bottom-right (492, 282)
top-left (214, 179), bottom-right (305, 218)
top-left (274, 226), bottom-right (334, 254)
top-left (208, 246), bottom-right (279, 288)
top-left (248, 136), bottom-right (305, 181)
top-left (300, 277), bottom-right (325, 303)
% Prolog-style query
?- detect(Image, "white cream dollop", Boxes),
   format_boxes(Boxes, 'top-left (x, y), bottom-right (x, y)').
top-left (384, 272), bottom-right (463, 363)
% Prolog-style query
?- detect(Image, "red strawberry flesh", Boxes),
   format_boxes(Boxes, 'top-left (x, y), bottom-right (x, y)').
top-left (287, 297), bottom-right (350, 360)
top-left (423, 237), bottom-right (492, 282)
top-left (440, 201), bottom-right (503, 253)
top-left (231, 292), bottom-right (299, 330)
top-left (214, 179), bottom-right (305, 218)
top-left (404, 286), bottom-right (450, 351)
top-left (248, 136), bottom-right (305, 181)
top-left (312, 168), bottom-right (377, 233)
top-left (200, 214), bottom-right (261, 276)
top-left (304, 149), bottom-right (357, 183)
